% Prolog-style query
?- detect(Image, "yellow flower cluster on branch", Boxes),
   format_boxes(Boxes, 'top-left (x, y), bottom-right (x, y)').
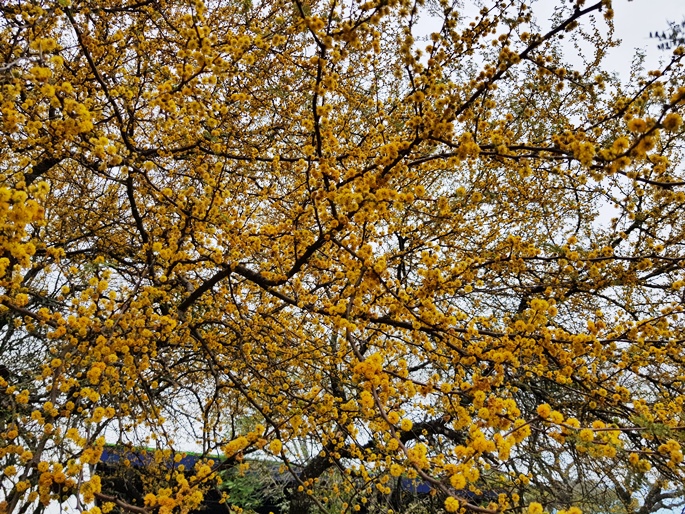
top-left (1, 0), bottom-right (685, 514)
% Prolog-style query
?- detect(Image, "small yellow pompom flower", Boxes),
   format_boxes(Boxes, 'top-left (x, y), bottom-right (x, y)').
top-left (536, 404), bottom-right (551, 418)
top-left (529, 502), bottom-right (544, 514)
top-left (549, 411), bottom-right (564, 423)
top-left (627, 118), bottom-right (648, 133)
top-left (444, 497), bottom-right (461, 512)
top-left (663, 113), bottom-right (682, 132)
top-left (144, 493), bottom-right (157, 506)
top-left (269, 439), bottom-right (283, 454)
top-left (450, 473), bottom-right (466, 489)
top-left (579, 429), bottom-right (594, 442)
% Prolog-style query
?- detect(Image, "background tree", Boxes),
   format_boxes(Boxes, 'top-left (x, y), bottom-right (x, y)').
top-left (1, 0), bottom-right (685, 514)
top-left (650, 18), bottom-right (685, 51)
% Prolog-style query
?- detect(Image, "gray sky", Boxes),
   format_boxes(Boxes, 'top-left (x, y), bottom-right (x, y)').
top-left (540, 0), bottom-right (684, 81)
top-left (610, 0), bottom-right (683, 71)
top-left (415, 0), bottom-right (684, 82)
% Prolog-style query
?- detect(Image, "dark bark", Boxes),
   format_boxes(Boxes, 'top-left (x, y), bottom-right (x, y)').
top-left (24, 157), bottom-right (61, 185)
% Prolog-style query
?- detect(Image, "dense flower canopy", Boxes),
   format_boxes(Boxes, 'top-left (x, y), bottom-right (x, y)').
top-left (1, 0), bottom-right (685, 513)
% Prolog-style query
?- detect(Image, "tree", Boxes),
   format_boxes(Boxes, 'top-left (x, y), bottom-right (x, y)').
top-left (650, 19), bottom-right (685, 51)
top-left (1, 0), bottom-right (685, 513)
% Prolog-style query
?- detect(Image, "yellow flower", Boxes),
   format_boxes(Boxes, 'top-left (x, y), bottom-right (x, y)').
top-left (529, 502), bottom-right (544, 514)
top-left (91, 407), bottom-right (106, 423)
top-left (400, 419), bottom-right (413, 431)
top-left (444, 497), bottom-right (461, 513)
top-left (627, 118), bottom-right (648, 133)
top-left (449, 473), bottom-right (466, 489)
top-left (144, 494), bottom-right (157, 507)
top-left (536, 404), bottom-right (551, 418)
top-left (549, 411), bottom-right (564, 424)
top-left (269, 439), bottom-right (282, 454)
top-left (16, 390), bottom-right (30, 405)
top-left (579, 429), bottom-right (594, 442)
top-left (223, 436), bottom-right (249, 457)
top-left (637, 459), bottom-right (652, 472)
top-left (663, 113), bottom-right (683, 132)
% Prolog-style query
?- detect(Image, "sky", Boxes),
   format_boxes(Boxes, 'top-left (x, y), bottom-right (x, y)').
top-left (606, 0), bottom-right (684, 76)
top-left (414, 0), bottom-right (684, 82)
top-left (536, 0), bottom-right (684, 81)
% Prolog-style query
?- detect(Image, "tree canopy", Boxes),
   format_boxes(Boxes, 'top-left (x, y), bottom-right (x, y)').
top-left (1, 0), bottom-right (685, 513)
top-left (650, 19), bottom-right (685, 52)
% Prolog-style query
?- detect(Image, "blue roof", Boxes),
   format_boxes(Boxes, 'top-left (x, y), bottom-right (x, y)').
top-left (100, 447), bottom-right (207, 471)
top-left (100, 447), bottom-right (494, 499)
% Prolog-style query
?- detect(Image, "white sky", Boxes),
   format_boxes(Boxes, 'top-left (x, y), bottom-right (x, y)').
top-left (537, 0), bottom-right (684, 80)
top-left (414, 0), bottom-right (684, 81)
top-left (607, 0), bottom-right (684, 75)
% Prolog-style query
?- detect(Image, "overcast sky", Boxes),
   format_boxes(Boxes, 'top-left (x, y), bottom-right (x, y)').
top-left (609, 0), bottom-right (683, 71)
top-left (539, 0), bottom-right (684, 81)
top-left (415, 0), bottom-right (684, 82)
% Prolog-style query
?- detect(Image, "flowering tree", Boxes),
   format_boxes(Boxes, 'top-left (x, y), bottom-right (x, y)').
top-left (1, 0), bottom-right (685, 513)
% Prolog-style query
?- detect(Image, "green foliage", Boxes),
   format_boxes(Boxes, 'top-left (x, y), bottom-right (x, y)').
top-left (219, 462), bottom-right (289, 513)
